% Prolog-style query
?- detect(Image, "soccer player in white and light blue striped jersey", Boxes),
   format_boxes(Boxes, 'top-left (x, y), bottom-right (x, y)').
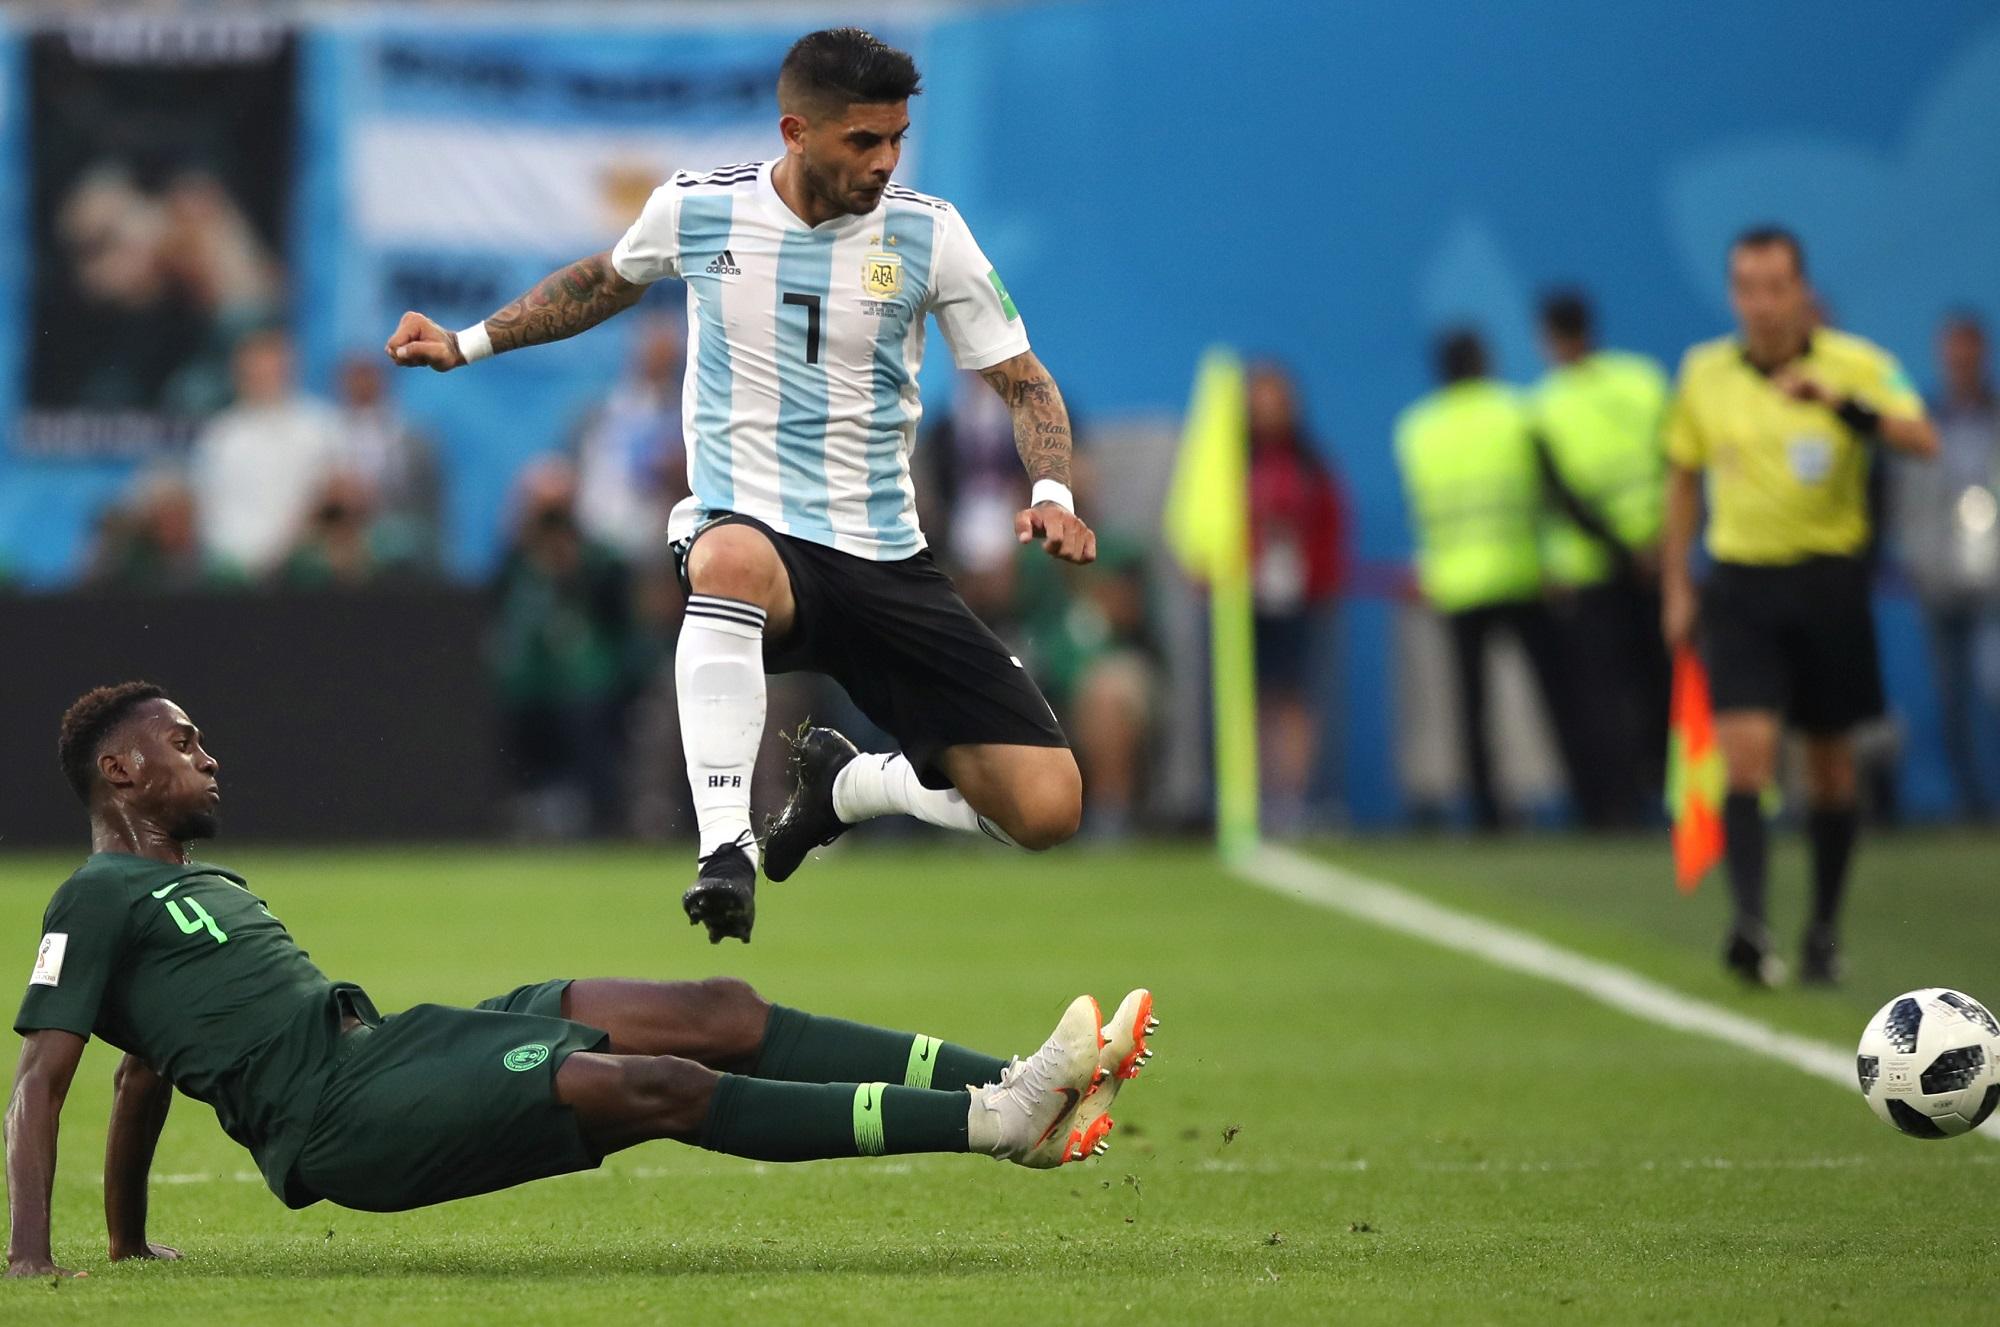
top-left (388, 30), bottom-right (1097, 943)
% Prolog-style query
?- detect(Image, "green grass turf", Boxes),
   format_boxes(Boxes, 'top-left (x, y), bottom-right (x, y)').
top-left (0, 833), bottom-right (1996, 1324)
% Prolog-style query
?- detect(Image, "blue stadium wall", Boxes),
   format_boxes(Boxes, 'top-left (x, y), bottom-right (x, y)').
top-left (2, 1), bottom-right (1996, 824)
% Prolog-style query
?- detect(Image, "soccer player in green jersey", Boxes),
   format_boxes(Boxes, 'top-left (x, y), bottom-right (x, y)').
top-left (5, 683), bottom-right (1157, 1277)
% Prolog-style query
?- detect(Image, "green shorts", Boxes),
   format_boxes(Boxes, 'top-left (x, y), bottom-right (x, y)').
top-left (290, 979), bottom-right (611, 1212)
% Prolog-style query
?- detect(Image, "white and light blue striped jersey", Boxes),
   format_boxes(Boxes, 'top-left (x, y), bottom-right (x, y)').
top-left (611, 159), bottom-right (1029, 560)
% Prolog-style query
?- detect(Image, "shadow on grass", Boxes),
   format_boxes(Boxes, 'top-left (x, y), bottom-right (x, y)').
top-left (117, 1237), bottom-right (1180, 1281)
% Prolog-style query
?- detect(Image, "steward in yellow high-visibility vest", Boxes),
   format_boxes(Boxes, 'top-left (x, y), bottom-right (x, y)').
top-left (1396, 366), bottom-right (1541, 614)
top-left (1529, 290), bottom-right (1671, 828)
top-left (1536, 343), bottom-right (1668, 582)
top-left (1395, 328), bottom-right (1589, 831)
top-left (1532, 297), bottom-right (1668, 589)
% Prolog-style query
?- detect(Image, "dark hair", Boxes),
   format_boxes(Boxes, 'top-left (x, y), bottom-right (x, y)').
top-left (1942, 308), bottom-right (1987, 340)
top-left (1731, 225), bottom-right (1807, 278)
top-left (59, 681), bottom-right (167, 803)
top-left (1539, 289), bottom-right (1593, 342)
top-left (1436, 328), bottom-right (1488, 384)
top-left (778, 28), bottom-right (922, 112)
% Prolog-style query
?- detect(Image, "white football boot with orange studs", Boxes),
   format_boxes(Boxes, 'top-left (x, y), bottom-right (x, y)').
top-left (1061, 988), bottom-right (1157, 1163)
top-left (971, 994), bottom-right (1104, 1168)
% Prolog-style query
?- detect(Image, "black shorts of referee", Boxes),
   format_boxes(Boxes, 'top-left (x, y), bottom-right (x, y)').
top-left (1700, 555), bottom-right (1884, 733)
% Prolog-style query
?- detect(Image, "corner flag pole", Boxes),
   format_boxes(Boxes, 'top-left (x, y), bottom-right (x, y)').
top-left (1164, 347), bottom-right (1260, 864)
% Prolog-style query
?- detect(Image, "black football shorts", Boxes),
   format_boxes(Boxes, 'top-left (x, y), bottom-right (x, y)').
top-left (678, 513), bottom-right (1068, 789)
top-left (1701, 556), bottom-right (1885, 735)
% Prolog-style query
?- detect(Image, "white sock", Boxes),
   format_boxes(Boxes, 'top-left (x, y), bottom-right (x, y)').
top-left (832, 752), bottom-right (1019, 846)
top-left (678, 595), bottom-right (768, 866)
top-left (966, 1084), bottom-right (1005, 1156)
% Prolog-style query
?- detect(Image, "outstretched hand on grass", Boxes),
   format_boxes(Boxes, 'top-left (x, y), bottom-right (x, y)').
top-left (110, 1240), bottom-right (182, 1263)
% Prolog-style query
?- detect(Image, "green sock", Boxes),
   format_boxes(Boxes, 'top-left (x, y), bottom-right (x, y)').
top-left (697, 1075), bottom-right (970, 1160)
top-left (754, 1006), bottom-right (1008, 1091)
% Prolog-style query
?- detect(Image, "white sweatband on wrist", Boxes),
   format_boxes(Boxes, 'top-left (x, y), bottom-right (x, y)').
top-left (455, 321), bottom-right (493, 364)
top-left (1031, 479), bottom-right (1074, 513)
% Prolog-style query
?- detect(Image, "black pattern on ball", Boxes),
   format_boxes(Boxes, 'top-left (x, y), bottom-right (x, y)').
top-left (1885, 1098), bottom-right (1949, 1139)
top-left (1920, 1045), bottom-right (1985, 1095)
top-left (1968, 1084), bottom-right (2000, 1132)
top-left (1884, 997), bottom-right (1924, 1053)
top-left (1856, 1054), bottom-right (1879, 1097)
top-left (1937, 990), bottom-right (2000, 1037)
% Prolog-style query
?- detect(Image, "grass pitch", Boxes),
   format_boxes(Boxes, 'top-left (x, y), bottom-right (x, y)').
top-left (2, 832), bottom-right (1996, 1324)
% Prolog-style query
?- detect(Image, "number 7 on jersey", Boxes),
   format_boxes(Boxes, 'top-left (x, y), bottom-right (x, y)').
top-left (782, 292), bottom-right (821, 365)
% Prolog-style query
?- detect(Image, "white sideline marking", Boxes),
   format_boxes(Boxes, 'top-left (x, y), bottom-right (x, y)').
top-left (1243, 844), bottom-right (2000, 1145)
top-left (1192, 1153), bottom-right (1996, 1175)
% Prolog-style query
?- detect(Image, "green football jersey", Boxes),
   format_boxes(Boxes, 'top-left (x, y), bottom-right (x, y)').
top-left (14, 853), bottom-right (373, 1203)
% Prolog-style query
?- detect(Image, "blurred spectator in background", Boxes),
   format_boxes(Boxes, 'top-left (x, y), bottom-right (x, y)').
top-left (335, 355), bottom-right (442, 570)
top-left (571, 317), bottom-right (689, 561)
top-left (1893, 311), bottom-right (2000, 820)
top-left (1246, 361), bottom-right (1350, 834)
top-left (489, 458), bottom-right (639, 839)
top-left (191, 329), bottom-right (343, 578)
top-left (279, 470), bottom-right (422, 591)
top-left (1531, 290), bottom-right (1671, 827)
top-left (567, 318), bottom-right (695, 837)
top-left (1012, 451), bottom-right (1156, 837)
top-left (84, 470), bottom-right (245, 592)
top-left (923, 370), bottom-right (1029, 626)
top-left (1397, 328), bottom-right (1590, 831)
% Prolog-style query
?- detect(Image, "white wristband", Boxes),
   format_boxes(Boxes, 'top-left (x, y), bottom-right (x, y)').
top-left (455, 321), bottom-right (493, 364)
top-left (1031, 479), bottom-right (1074, 513)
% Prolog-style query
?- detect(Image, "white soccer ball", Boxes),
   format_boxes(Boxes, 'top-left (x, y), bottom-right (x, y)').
top-left (1855, 987), bottom-right (2000, 1139)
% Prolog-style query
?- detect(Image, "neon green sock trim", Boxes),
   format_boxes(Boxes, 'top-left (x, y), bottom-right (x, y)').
top-left (852, 1083), bottom-right (887, 1156)
top-left (903, 1035), bottom-right (942, 1089)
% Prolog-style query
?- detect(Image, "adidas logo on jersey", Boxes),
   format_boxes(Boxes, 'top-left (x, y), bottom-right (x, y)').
top-left (705, 249), bottom-right (742, 276)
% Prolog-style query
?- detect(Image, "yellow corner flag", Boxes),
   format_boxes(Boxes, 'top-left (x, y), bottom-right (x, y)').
top-left (1164, 348), bottom-right (1260, 863)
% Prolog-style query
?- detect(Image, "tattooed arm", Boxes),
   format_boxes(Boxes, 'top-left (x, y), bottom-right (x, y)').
top-left (385, 250), bottom-right (647, 371)
top-left (979, 349), bottom-right (1074, 486)
top-left (978, 350), bottom-right (1097, 564)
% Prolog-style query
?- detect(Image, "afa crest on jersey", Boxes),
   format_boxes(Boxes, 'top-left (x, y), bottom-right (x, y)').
top-left (862, 251), bottom-right (903, 298)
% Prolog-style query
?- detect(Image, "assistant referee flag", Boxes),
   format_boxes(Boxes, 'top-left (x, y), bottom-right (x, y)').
top-left (1165, 348), bottom-right (1259, 861)
top-left (1666, 646), bottom-right (1725, 893)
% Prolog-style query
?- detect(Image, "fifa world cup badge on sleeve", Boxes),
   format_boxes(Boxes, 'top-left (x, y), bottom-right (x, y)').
top-left (30, 932), bottom-right (68, 987)
top-left (985, 269), bottom-right (1020, 321)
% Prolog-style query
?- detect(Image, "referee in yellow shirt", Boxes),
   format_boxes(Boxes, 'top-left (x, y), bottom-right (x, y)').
top-left (1662, 227), bottom-right (1937, 986)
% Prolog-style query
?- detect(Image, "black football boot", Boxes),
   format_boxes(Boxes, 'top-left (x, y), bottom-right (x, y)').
top-left (762, 726), bottom-right (862, 883)
top-left (683, 835), bottom-right (757, 944)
